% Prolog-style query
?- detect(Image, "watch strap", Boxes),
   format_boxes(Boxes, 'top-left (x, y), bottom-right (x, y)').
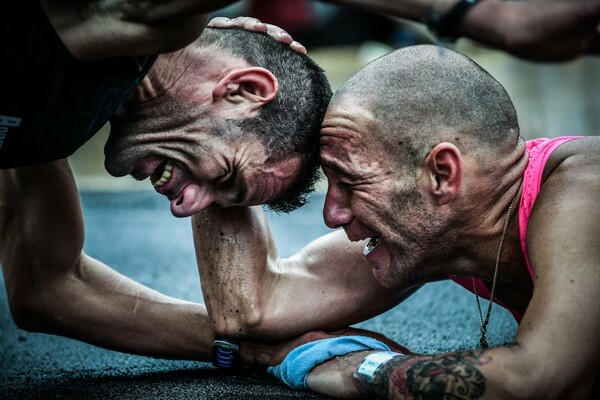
top-left (212, 339), bottom-right (240, 368)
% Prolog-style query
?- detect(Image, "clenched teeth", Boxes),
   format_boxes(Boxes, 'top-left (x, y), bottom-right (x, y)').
top-left (363, 236), bottom-right (380, 257)
top-left (152, 161), bottom-right (173, 187)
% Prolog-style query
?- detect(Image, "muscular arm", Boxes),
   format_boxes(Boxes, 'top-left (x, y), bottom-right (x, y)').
top-left (193, 205), bottom-right (416, 339)
top-left (40, 0), bottom-right (600, 62)
top-left (39, 0), bottom-right (237, 61)
top-left (328, 0), bottom-right (600, 61)
top-left (0, 160), bottom-right (214, 359)
top-left (325, 0), bottom-right (438, 20)
top-left (305, 139), bottom-right (600, 399)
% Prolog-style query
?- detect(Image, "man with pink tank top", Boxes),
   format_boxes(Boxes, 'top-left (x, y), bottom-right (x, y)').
top-left (196, 45), bottom-right (599, 398)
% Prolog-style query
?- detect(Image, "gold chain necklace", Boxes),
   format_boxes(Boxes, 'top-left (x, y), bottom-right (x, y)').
top-left (472, 194), bottom-right (517, 349)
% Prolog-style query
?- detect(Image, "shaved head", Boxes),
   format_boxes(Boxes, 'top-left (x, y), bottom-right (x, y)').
top-left (334, 45), bottom-right (519, 170)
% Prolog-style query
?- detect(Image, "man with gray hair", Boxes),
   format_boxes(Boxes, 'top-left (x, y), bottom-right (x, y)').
top-left (197, 45), bottom-right (599, 398)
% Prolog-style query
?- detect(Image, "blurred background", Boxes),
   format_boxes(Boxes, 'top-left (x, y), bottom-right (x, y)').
top-left (69, 0), bottom-right (600, 192)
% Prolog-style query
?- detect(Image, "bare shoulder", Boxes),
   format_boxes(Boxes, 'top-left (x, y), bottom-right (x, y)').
top-left (40, 0), bottom-right (211, 61)
top-left (537, 137), bottom-right (600, 218)
top-left (543, 136), bottom-right (600, 179)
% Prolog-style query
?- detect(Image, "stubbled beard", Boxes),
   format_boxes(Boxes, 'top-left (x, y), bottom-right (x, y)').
top-left (383, 185), bottom-right (448, 287)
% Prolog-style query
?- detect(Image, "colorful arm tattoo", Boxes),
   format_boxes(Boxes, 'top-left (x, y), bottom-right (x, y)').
top-left (368, 350), bottom-right (492, 399)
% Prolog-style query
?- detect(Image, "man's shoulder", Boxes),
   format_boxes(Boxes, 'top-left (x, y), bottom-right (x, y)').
top-left (530, 136), bottom-right (599, 237)
top-left (541, 136), bottom-right (599, 183)
top-left (528, 136), bottom-right (598, 242)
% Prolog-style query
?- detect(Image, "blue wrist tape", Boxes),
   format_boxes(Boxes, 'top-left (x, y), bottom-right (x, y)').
top-left (267, 335), bottom-right (391, 390)
top-left (212, 339), bottom-right (240, 368)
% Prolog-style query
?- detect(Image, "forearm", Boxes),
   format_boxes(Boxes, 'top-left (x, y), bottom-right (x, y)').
top-left (326, 0), bottom-right (506, 43)
top-left (40, 0), bottom-right (236, 61)
top-left (361, 349), bottom-right (495, 399)
top-left (193, 205), bottom-right (412, 339)
top-left (34, 254), bottom-right (215, 360)
top-left (3, 238), bottom-right (215, 361)
top-left (1, 161), bottom-right (214, 360)
top-left (328, 0), bottom-right (600, 61)
top-left (324, 0), bottom-right (443, 21)
top-left (193, 205), bottom-right (275, 337)
top-left (308, 346), bottom-right (528, 399)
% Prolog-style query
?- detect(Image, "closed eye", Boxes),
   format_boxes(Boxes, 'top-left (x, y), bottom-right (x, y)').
top-left (217, 169), bottom-right (237, 186)
top-left (337, 181), bottom-right (351, 190)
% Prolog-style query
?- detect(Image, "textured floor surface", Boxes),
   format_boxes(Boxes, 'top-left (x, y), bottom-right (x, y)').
top-left (1, 191), bottom-right (518, 399)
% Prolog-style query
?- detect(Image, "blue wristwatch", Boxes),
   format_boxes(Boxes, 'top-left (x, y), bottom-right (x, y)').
top-left (212, 339), bottom-right (240, 368)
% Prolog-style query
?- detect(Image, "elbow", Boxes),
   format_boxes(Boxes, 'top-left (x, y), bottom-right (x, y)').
top-left (514, 379), bottom-right (596, 400)
top-left (497, 360), bottom-right (591, 400)
top-left (499, 379), bottom-right (549, 400)
top-left (5, 265), bottom-right (71, 333)
top-left (4, 253), bottom-right (83, 333)
top-left (502, 379), bottom-right (587, 400)
top-left (211, 303), bottom-right (265, 339)
top-left (7, 288), bottom-right (50, 333)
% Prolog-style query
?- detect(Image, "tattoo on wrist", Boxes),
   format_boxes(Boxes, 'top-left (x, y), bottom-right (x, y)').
top-left (370, 350), bottom-right (491, 399)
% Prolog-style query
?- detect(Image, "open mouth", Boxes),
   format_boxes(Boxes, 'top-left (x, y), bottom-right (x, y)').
top-left (151, 161), bottom-right (173, 188)
top-left (363, 236), bottom-right (381, 257)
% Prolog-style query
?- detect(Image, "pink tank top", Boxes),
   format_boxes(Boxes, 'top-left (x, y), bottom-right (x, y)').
top-left (449, 136), bottom-right (582, 322)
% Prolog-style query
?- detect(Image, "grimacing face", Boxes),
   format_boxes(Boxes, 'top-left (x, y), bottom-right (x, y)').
top-left (320, 98), bottom-right (439, 288)
top-left (104, 117), bottom-right (302, 217)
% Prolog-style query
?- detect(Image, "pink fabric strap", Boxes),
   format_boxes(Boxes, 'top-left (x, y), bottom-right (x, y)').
top-left (518, 136), bottom-right (582, 282)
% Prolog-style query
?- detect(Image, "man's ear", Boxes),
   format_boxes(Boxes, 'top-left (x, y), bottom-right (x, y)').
top-left (423, 142), bottom-right (463, 206)
top-left (212, 67), bottom-right (278, 117)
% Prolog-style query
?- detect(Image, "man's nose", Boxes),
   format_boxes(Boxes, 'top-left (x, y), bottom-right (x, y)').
top-left (323, 186), bottom-right (353, 229)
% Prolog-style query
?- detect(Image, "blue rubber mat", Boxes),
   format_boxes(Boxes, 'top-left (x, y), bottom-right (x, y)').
top-left (1, 191), bottom-right (517, 399)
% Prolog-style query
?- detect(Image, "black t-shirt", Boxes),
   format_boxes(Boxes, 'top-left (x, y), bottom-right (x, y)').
top-left (0, 1), bottom-right (156, 168)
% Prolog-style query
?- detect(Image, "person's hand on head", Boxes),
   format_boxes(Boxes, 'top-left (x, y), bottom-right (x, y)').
top-left (207, 16), bottom-right (307, 54)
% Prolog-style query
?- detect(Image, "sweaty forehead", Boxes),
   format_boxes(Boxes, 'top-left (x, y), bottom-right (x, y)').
top-left (320, 98), bottom-right (381, 174)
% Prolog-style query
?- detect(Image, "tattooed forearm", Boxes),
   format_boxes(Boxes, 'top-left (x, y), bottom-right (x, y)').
top-left (369, 350), bottom-right (492, 399)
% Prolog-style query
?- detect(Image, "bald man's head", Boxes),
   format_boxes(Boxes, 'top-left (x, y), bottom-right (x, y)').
top-left (333, 45), bottom-right (520, 171)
